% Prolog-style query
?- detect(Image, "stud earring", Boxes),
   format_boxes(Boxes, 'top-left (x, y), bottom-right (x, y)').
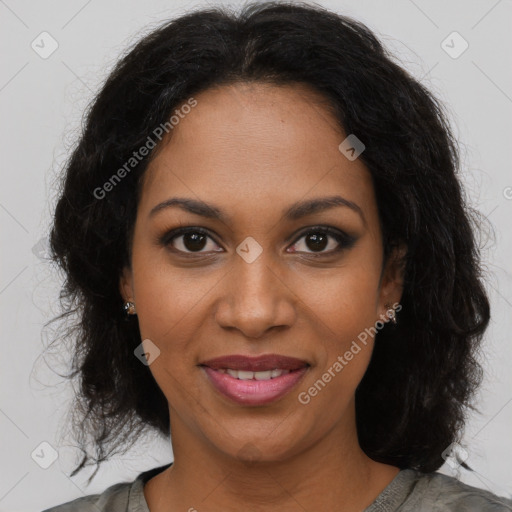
top-left (123, 301), bottom-right (136, 316)
top-left (384, 303), bottom-right (397, 325)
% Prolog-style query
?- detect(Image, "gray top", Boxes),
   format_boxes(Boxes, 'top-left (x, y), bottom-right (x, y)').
top-left (42, 463), bottom-right (512, 511)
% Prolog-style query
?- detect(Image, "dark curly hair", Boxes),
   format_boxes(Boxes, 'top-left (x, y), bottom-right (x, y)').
top-left (47, 1), bottom-right (490, 482)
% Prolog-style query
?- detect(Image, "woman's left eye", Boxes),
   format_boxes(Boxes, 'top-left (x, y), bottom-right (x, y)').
top-left (288, 228), bottom-right (356, 255)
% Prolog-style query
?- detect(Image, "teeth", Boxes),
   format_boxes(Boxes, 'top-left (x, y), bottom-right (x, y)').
top-left (255, 370), bottom-right (272, 380)
top-left (220, 368), bottom-right (291, 380)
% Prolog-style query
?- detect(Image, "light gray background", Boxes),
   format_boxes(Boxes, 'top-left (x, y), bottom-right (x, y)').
top-left (1, 1), bottom-right (511, 510)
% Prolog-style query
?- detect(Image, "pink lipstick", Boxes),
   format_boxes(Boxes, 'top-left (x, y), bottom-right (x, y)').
top-left (200, 354), bottom-right (309, 406)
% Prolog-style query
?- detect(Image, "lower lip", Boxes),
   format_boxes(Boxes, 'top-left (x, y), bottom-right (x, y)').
top-left (202, 366), bottom-right (309, 406)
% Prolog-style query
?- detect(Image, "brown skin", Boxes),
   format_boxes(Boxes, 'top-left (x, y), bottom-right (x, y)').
top-left (120, 82), bottom-right (405, 512)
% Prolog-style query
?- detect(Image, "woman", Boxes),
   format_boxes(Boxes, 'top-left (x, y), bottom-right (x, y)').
top-left (43, 2), bottom-right (512, 511)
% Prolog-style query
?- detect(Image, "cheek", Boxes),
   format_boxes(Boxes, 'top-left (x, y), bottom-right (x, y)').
top-left (131, 263), bottom-right (212, 410)
top-left (129, 248), bottom-right (221, 394)
top-left (296, 253), bottom-right (382, 336)
top-left (136, 278), bottom-right (204, 336)
top-left (294, 249), bottom-right (382, 389)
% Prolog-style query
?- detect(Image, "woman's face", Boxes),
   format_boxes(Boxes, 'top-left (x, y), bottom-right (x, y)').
top-left (121, 82), bottom-right (403, 462)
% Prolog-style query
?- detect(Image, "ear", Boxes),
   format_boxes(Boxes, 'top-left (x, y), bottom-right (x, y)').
top-left (119, 265), bottom-right (134, 302)
top-left (377, 242), bottom-right (407, 318)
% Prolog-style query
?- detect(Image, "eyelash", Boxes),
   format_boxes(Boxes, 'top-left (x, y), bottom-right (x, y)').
top-left (158, 226), bottom-right (356, 257)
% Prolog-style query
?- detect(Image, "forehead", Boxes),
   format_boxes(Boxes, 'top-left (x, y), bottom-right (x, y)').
top-left (139, 82), bottom-right (377, 228)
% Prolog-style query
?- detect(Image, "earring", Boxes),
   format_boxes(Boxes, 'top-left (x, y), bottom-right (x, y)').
top-left (384, 303), bottom-right (397, 325)
top-left (123, 301), bottom-right (136, 316)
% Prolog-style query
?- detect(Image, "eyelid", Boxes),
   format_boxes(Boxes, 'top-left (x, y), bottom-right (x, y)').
top-left (159, 225), bottom-right (356, 255)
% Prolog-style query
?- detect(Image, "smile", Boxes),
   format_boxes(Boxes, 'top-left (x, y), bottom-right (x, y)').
top-left (201, 366), bottom-right (309, 406)
top-left (217, 368), bottom-right (290, 380)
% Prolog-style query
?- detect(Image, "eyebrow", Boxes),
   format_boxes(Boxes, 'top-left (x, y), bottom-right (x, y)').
top-left (149, 195), bottom-right (365, 225)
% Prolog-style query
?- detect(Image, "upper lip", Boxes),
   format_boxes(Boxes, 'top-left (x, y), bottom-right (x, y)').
top-left (199, 354), bottom-right (310, 372)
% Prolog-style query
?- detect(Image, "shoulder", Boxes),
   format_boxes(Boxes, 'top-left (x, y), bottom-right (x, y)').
top-left (41, 463), bottom-right (171, 512)
top-left (407, 470), bottom-right (512, 511)
top-left (41, 480), bottom-right (133, 512)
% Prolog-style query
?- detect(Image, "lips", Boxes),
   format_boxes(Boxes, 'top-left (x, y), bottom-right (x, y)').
top-left (199, 354), bottom-right (309, 372)
top-left (199, 354), bottom-right (310, 405)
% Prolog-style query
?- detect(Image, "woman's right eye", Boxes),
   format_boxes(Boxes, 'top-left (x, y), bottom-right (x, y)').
top-left (161, 228), bottom-right (223, 254)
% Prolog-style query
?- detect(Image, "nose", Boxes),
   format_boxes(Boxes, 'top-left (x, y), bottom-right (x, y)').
top-left (214, 253), bottom-right (296, 339)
